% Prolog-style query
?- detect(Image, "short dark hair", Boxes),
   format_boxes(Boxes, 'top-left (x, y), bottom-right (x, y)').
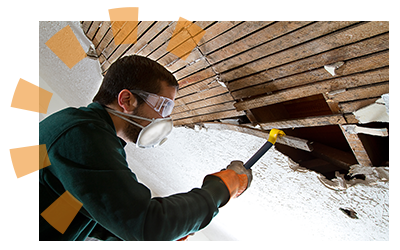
top-left (93, 55), bottom-right (179, 105)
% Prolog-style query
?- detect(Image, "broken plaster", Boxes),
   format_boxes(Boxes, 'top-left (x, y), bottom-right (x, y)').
top-left (317, 165), bottom-right (388, 191)
top-left (353, 94), bottom-right (389, 124)
top-left (324, 61), bottom-right (344, 76)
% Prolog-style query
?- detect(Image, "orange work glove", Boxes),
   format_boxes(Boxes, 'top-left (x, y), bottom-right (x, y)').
top-left (207, 161), bottom-right (252, 201)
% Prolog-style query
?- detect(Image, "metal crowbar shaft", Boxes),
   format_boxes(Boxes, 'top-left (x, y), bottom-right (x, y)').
top-left (244, 129), bottom-right (285, 169)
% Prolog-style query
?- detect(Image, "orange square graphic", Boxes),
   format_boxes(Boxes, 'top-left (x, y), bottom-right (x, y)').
top-left (10, 144), bottom-right (51, 178)
top-left (111, 21), bottom-right (139, 45)
top-left (41, 191), bottom-right (83, 234)
top-left (109, 8), bottom-right (139, 45)
top-left (167, 17), bottom-right (206, 60)
top-left (45, 25), bottom-right (87, 69)
top-left (109, 7), bottom-right (138, 21)
top-left (11, 79), bottom-right (53, 114)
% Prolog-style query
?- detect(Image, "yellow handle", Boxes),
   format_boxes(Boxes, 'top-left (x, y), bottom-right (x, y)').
top-left (267, 128), bottom-right (286, 144)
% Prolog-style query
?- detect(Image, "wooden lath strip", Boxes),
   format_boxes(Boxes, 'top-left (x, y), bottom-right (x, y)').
top-left (173, 93), bottom-right (233, 114)
top-left (81, 21), bottom-right (92, 34)
top-left (339, 98), bottom-right (380, 113)
top-left (86, 21), bottom-right (102, 41)
top-left (174, 85), bottom-right (229, 106)
top-left (173, 109), bottom-right (245, 126)
top-left (234, 67), bottom-right (389, 111)
top-left (340, 125), bottom-right (373, 167)
top-left (201, 122), bottom-right (313, 152)
top-left (173, 57), bottom-right (210, 81)
top-left (176, 76), bottom-right (219, 98)
top-left (259, 114), bottom-right (348, 130)
top-left (171, 101), bottom-right (236, 120)
top-left (178, 67), bottom-right (216, 88)
top-left (173, 82), bottom-right (234, 119)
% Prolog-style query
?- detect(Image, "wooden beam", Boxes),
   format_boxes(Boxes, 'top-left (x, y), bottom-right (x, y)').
top-left (173, 110), bottom-right (245, 126)
top-left (339, 98), bottom-right (379, 113)
top-left (201, 122), bottom-right (313, 152)
top-left (259, 114), bottom-right (347, 130)
top-left (309, 142), bottom-right (358, 170)
top-left (340, 125), bottom-right (373, 167)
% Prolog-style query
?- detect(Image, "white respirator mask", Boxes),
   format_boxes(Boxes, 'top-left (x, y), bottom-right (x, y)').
top-left (106, 107), bottom-right (173, 148)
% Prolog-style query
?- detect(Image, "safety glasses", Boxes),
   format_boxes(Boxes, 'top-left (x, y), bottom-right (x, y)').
top-left (130, 90), bottom-right (175, 118)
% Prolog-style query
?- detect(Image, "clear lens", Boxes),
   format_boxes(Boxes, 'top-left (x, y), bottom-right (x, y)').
top-left (162, 100), bottom-right (174, 117)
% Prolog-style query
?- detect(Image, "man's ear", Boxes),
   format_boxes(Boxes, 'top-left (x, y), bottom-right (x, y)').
top-left (117, 89), bottom-right (137, 112)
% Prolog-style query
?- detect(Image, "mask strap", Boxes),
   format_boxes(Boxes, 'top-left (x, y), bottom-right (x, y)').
top-left (105, 107), bottom-right (153, 129)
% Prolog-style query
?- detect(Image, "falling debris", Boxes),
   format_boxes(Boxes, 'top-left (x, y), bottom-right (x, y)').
top-left (340, 208), bottom-right (358, 219)
top-left (382, 93), bottom-right (389, 114)
top-left (86, 44), bottom-right (98, 59)
top-left (324, 61), bottom-right (344, 76)
top-left (216, 78), bottom-right (227, 88)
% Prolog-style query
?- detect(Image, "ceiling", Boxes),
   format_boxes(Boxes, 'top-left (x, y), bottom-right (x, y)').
top-left (82, 21), bottom-right (388, 123)
top-left (81, 21), bottom-right (389, 177)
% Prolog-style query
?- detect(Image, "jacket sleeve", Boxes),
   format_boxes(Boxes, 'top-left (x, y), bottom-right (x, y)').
top-left (45, 122), bottom-right (229, 241)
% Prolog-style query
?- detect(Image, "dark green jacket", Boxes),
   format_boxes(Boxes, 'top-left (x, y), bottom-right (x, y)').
top-left (39, 102), bottom-right (228, 241)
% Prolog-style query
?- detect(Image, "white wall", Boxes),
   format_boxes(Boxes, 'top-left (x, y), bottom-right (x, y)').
top-left (39, 21), bottom-right (103, 109)
top-left (39, 76), bottom-right (68, 121)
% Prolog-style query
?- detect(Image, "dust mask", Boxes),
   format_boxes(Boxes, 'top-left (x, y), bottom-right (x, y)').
top-left (106, 107), bottom-right (173, 148)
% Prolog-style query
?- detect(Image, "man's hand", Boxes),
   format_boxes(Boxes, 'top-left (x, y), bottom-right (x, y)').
top-left (205, 161), bottom-right (253, 202)
top-left (226, 160), bottom-right (253, 194)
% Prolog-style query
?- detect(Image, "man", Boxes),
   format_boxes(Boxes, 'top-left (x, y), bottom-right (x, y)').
top-left (39, 55), bottom-right (252, 241)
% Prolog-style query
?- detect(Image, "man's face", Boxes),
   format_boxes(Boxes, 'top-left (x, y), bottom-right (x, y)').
top-left (123, 81), bottom-right (177, 143)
